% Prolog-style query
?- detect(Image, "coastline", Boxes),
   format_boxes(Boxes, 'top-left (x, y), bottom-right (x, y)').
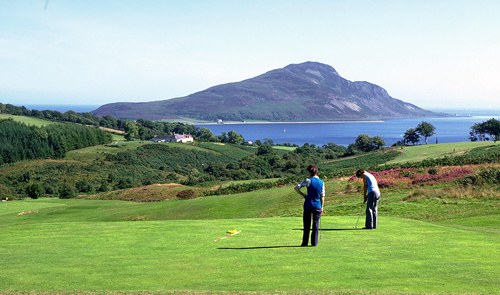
top-left (195, 120), bottom-right (385, 125)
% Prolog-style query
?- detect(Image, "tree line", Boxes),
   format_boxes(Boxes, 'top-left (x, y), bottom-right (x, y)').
top-left (0, 118), bottom-right (112, 164)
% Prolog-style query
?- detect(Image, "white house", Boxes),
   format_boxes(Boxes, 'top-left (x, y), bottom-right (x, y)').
top-left (150, 133), bottom-right (194, 143)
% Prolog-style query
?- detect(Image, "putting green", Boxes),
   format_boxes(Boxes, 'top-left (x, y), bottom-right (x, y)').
top-left (0, 216), bottom-right (498, 293)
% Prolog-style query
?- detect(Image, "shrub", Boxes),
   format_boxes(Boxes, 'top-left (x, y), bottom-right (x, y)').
top-left (59, 182), bottom-right (76, 199)
top-left (26, 182), bottom-right (44, 199)
top-left (98, 182), bottom-right (111, 192)
top-left (428, 168), bottom-right (438, 175)
top-left (75, 179), bottom-right (93, 193)
top-left (0, 183), bottom-right (12, 200)
top-left (457, 167), bottom-right (500, 186)
top-left (115, 178), bottom-right (134, 190)
top-left (177, 189), bottom-right (195, 200)
top-left (377, 179), bottom-right (399, 188)
top-left (411, 168), bottom-right (473, 186)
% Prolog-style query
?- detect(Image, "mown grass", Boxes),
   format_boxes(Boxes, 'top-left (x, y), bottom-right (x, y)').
top-left (1, 209), bottom-right (499, 293)
top-left (2, 174), bottom-right (500, 294)
top-left (387, 141), bottom-right (500, 164)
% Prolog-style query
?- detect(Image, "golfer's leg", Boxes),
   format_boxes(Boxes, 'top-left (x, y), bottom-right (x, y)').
top-left (373, 192), bottom-right (380, 229)
top-left (302, 210), bottom-right (311, 246)
top-left (365, 192), bottom-right (374, 229)
top-left (311, 209), bottom-right (321, 246)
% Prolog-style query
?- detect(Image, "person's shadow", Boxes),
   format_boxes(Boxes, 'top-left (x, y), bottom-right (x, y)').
top-left (217, 245), bottom-right (303, 250)
top-left (217, 228), bottom-right (361, 249)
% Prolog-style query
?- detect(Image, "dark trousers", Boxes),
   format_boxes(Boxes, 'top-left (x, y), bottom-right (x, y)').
top-left (302, 209), bottom-right (322, 246)
top-left (365, 191), bottom-right (380, 229)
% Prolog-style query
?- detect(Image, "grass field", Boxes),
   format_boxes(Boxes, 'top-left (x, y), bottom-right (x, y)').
top-left (0, 114), bottom-right (58, 127)
top-left (387, 141), bottom-right (500, 164)
top-left (1, 178), bottom-right (499, 294)
top-left (2, 125), bottom-right (500, 294)
top-left (64, 141), bottom-right (217, 162)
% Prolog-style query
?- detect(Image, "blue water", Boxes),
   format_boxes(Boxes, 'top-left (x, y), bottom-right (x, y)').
top-left (196, 113), bottom-right (500, 147)
top-left (14, 104), bottom-right (500, 146)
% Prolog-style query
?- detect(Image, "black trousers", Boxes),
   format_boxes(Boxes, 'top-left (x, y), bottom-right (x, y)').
top-left (302, 208), bottom-right (322, 246)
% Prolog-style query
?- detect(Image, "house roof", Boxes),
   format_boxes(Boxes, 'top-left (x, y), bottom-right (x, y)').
top-left (151, 134), bottom-right (193, 141)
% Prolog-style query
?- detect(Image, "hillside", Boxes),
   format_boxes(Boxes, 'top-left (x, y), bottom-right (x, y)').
top-left (91, 62), bottom-right (442, 121)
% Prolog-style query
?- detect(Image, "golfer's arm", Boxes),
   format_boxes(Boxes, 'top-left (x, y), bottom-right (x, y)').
top-left (294, 186), bottom-right (306, 197)
top-left (363, 178), bottom-right (368, 197)
top-left (321, 196), bottom-right (325, 209)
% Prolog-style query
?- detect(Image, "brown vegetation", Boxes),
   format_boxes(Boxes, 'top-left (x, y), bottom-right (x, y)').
top-left (85, 183), bottom-right (205, 202)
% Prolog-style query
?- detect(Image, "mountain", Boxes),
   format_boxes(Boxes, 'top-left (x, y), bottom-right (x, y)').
top-left (91, 62), bottom-right (441, 121)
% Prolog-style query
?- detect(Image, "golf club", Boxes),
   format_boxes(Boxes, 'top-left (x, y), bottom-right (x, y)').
top-left (354, 206), bottom-right (363, 229)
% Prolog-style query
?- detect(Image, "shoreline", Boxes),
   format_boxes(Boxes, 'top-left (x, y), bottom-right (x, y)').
top-left (194, 120), bottom-right (385, 125)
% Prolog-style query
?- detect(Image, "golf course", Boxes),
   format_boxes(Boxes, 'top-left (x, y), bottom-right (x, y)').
top-left (1, 162), bottom-right (499, 294)
top-left (1, 112), bottom-right (500, 294)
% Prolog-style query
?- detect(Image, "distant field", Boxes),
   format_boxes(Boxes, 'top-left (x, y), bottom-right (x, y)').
top-left (65, 141), bottom-right (215, 162)
top-left (196, 142), bottom-right (254, 160)
top-left (273, 146), bottom-right (296, 151)
top-left (64, 141), bottom-right (154, 162)
top-left (387, 141), bottom-right (500, 164)
top-left (0, 114), bottom-right (57, 127)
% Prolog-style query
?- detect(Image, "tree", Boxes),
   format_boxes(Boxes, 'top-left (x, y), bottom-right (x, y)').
top-left (415, 121), bottom-right (436, 144)
top-left (228, 130), bottom-right (244, 144)
top-left (354, 134), bottom-right (372, 152)
top-left (371, 136), bottom-right (386, 150)
top-left (197, 127), bottom-right (213, 142)
top-left (403, 128), bottom-right (420, 145)
top-left (59, 182), bottom-right (76, 199)
top-left (218, 132), bottom-right (228, 143)
top-left (263, 138), bottom-right (275, 146)
top-left (257, 144), bottom-right (276, 156)
top-left (124, 121), bottom-right (138, 141)
top-left (353, 134), bottom-right (385, 152)
top-left (26, 182), bottom-right (44, 199)
top-left (0, 183), bottom-right (12, 200)
top-left (470, 118), bottom-right (500, 142)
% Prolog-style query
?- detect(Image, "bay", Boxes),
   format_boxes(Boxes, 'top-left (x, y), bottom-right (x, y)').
top-left (196, 112), bottom-right (500, 147)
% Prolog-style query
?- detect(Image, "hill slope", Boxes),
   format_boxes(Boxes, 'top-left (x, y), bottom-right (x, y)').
top-left (92, 62), bottom-right (441, 121)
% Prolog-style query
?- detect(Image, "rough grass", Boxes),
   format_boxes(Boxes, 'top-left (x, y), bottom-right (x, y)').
top-left (85, 183), bottom-right (206, 202)
top-left (65, 141), bottom-right (218, 162)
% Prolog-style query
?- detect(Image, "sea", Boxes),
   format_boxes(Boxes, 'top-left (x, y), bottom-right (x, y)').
top-left (20, 104), bottom-right (500, 147)
top-left (195, 110), bottom-right (500, 147)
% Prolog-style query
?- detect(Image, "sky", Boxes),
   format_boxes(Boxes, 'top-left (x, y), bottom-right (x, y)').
top-left (1, 0), bottom-right (500, 111)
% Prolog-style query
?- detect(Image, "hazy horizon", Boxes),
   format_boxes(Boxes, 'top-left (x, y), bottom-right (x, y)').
top-left (2, 1), bottom-right (500, 110)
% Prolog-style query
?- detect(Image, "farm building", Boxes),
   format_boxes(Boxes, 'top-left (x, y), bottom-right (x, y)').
top-left (150, 133), bottom-right (194, 143)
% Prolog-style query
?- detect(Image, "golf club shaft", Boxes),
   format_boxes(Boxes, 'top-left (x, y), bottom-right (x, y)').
top-left (355, 206), bottom-right (363, 228)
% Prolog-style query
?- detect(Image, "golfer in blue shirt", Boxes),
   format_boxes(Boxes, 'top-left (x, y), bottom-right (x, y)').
top-left (295, 164), bottom-right (325, 246)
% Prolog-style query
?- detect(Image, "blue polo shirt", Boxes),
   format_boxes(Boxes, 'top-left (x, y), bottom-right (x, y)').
top-left (296, 176), bottom-right (325, 210)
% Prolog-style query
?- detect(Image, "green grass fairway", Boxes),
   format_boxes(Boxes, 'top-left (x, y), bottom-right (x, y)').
top-left (387, 141), bottom-right (500, 164)
top-left (1, 201), bottom-right (499, 294)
